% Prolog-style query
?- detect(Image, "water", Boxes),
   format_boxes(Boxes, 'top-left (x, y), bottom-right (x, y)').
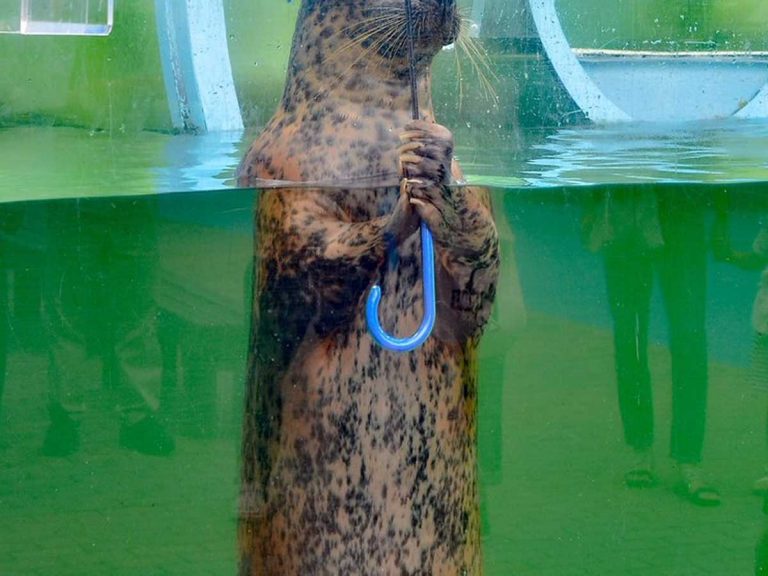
top-left (485, 182), bottom-right (768, 575)
top-left (456, 118), bottom-right (768, 187)
top-left (1, 124), bottom-right (767, 575)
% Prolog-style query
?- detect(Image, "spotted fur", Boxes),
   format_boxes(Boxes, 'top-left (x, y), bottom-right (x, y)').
top-left (237, 2), bottom-right (499, 574)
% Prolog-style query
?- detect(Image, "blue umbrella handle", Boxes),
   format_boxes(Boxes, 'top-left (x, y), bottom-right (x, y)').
top-left (366, 222), bottom-right (437, 352)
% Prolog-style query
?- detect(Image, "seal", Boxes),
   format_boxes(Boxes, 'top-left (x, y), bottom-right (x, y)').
top-left (237, 1), bottom-right (500, 574)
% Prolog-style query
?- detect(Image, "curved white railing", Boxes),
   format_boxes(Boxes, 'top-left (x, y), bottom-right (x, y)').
top-left (528, 0), bottom-right (631, 122)
top-left (527, 0), bottom-right (768, 122)
top-left (155, 0), bottom-right (243, 133)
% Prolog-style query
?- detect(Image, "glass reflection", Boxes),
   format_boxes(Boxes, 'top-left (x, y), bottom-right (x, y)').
top-left (0, 191), bottom-right (252, 574)
top-left (0, 179), bottom-right (766, 575)
top-left (490, 183), bottom-right (766, 574)
top-left (41, 199), bottom-right (169, 457)
top-left (585, 187), bottom-right (714, 502)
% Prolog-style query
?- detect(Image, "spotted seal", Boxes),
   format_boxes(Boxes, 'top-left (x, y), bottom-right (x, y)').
top-left (237, 1), bottom-right (500, 574)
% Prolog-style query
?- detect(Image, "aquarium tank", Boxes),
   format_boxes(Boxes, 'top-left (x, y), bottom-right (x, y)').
top-left (1, 0), bottom-right (768, 574)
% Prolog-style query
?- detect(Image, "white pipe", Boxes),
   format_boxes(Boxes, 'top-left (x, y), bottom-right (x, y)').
top-left (528, 0), bottom-right (631, 122)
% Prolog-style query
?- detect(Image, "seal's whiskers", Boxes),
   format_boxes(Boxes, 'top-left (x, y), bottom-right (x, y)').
top-left (456, 16), bottom-right (499, 104)
top-left (323, 12), bottom-right (405, 62)
top-left (329, 19), bottom-right (408, 86)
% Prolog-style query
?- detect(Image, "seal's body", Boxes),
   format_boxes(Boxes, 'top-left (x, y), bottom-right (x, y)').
top-left (237, 2), bottom-right (499, 574)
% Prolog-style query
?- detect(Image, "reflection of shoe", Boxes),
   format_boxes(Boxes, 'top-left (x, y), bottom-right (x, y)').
top-left (624, 468), bottom-right (656, 488)
top-left (754, 475), bottom-right (768, 495)
top-left (41, 405), bottom-right (80, 457)
top-left (119, 416), bottom-right (175, 456)
top-left (677, 464), bottom-right (721, 507)
top-left (676, 482), bottom-right (721, 506)
top-left (625, 448), bottom-right (655, 488)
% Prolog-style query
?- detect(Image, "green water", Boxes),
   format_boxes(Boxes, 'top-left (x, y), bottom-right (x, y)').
top-left (1, 125), bottom-right (767, 575)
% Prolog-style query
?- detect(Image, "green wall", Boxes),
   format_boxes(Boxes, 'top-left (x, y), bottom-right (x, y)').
top-left (0, 1), bottom-right (298, 133)
top-left (225, 0), bottom-right (298, 128)
top-left (0, 1), bottom-right (168, 131)
top-left (558, 0), bottom-right (768, 51)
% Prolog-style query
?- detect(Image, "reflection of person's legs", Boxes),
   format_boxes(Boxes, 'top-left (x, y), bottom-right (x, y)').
top-left (604, 244), bottom-right (654, 456)
top-left (42, 236), bottom-right (99, 456)
top-left (661, 265), bottom-right (708, 466)
top-left (105, 236), bottom-right (161, 415)
top-left (657, 198), bottom-right (708, 466)
top-left (42, 201), bottom-right (171, 456)
top-left (757, 495), bottom-right (768, 575)
top-left (0, 267), bottom-right (7, 443)
top-left (109, 281), bottom-right (172, 454)
top-left (102, 202), bottom-right (172, 455)
top-left (656, 194), bottom-right (717, 503)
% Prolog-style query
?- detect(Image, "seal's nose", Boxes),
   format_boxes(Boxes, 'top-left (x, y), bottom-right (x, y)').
top-left (440, 0), bottom-right (455, 19)
top-left (438, 0), bottom-right (458, 44)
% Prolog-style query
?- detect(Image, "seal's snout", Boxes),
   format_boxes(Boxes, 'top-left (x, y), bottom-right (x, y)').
top-left (437, 0), bottom-right (460, 45)
top-left (412, 0), bottom-right (458, 47)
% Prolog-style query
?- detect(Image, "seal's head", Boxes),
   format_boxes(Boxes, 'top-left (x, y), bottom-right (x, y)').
top-left (302, 0), bottom-right (459, 47)
top-left (288, 0), bottom-right (459, 88)
top-left (348, 0), bottom-right (461, 59)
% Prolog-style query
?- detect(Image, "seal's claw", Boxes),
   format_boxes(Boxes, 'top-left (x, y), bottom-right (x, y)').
top-left (397, 121), bottom-right (454, 186)
top-left (399, 130), bottom-right (424, 142)
top-left (398, 141), bottom-right (424, 153)
top-left (400, 153), bottom-right (423, 164)
top-left (403, 178), bottom-right (426, 188)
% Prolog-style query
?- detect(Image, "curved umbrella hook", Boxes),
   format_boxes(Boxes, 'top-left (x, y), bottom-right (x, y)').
top-left (366, 222), bottom-right (437, 351)
top-left (365, 0), bottom-right (437, 351)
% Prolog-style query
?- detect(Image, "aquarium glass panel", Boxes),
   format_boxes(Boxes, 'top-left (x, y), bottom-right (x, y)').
top-left (1, 1), bottom-right (768, 575)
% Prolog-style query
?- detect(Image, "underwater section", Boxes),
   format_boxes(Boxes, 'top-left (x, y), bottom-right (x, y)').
top-left (1, 151), bottom-right (768, 574)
